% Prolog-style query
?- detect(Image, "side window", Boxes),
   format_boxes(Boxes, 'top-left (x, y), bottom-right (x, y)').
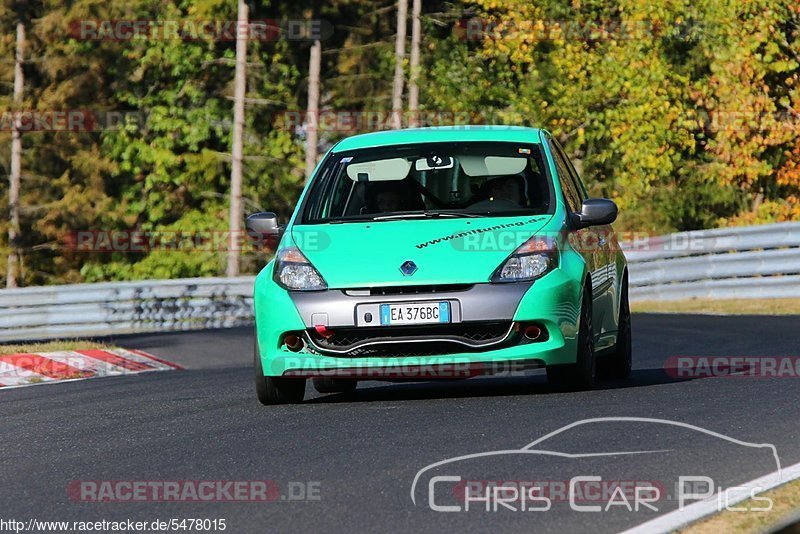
top-left (304, 162), bottom-right (337, 222)
top-left (325, 175), bottom-right (353, 218)
top-left (549, 140), bottom-right (582, 212)
top-left (560, 144), bottom-right (588, 201)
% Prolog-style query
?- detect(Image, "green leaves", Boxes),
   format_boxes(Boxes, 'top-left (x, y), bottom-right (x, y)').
top-left (2, 0), bottom-right (799, 285)
top-left (451, 0), bottom-right (800, 232)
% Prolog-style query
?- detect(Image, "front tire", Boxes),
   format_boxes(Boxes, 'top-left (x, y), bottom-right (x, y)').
top-left (547, 284), bottom-right (596, 390)
top-left (254, 337), bottom-right (306, 405)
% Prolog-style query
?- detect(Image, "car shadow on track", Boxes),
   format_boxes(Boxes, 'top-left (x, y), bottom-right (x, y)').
top-left (305, 366), bottom-right (699, 404)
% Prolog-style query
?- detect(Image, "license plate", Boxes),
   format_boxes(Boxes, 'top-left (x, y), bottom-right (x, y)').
top-left (379, 302), bottom-right (450, 326)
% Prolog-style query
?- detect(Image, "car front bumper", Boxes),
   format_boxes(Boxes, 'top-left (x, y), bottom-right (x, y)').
top-left (254, 264), bottom-right (582, 378)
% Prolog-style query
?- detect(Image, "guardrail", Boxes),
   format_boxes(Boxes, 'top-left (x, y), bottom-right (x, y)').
top-left (0, 222), bottom-right (797, 341)
top-left (625, 222), bottom-right (800, 301)
top-left (0, 277), bottom-right (255, 342)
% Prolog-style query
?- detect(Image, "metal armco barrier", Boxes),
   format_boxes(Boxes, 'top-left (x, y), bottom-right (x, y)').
top-left (0, 222), bottom-right (797, 341)
top-left (624, 221), bottom-right (800, 301)
top-left (0, 277), bottom-right (256, 342)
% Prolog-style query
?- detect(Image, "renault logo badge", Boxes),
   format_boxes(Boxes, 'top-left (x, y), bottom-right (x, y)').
top-left (400, 260), bottom-right (418, 276)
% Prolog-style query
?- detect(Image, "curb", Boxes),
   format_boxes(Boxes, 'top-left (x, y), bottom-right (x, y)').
top-left (0, 348), bottom-right (181, 389)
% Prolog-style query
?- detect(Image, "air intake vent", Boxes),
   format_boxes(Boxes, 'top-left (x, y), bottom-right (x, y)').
top-left (344, 284), bottom-right (473, 297)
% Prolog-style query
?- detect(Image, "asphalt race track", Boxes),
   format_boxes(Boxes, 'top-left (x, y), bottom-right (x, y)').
top-left (1, 314), bottom-right (799, 533)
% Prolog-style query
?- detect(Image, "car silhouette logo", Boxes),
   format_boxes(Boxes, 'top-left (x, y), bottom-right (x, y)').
top-left (400, 260), bottom-right (418, 276)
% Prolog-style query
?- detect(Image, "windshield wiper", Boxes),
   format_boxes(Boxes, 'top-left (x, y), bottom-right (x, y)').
top-left (325, 215), bottom-right (376, 224)
top-left (428, 211), bottom-right (487, 218)
top-left (372, 211), bottom-right (485, 221)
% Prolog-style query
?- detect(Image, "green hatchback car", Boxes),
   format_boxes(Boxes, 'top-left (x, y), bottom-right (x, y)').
top-left (249, 126), bottom-right (631, 404)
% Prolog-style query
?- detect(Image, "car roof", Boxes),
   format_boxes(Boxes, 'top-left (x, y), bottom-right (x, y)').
top-left (331, 125), bottom-right (546, 152)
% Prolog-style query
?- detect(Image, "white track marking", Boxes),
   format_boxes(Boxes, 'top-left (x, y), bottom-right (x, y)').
top-left (621, 459), bottom-right (800, 533)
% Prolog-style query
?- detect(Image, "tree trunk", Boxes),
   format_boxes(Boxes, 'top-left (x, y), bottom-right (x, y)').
top-left (751, 191), bottom-right (764, 213)
top-left (407, 0), bottom-right (421, 128)
top-left (305, 39), bottom-right (322, 182)
top-left (7, 18), bottom-right (25, 288)
top-left (391, 0), bottom-right (408, 130)
top-left (227, 0), bottom-right (248, 278)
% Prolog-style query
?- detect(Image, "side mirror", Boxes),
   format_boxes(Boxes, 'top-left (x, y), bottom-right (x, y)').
top-left (574, 199), bottom-right (617, 229)
top-left (246, 212), bottom-right (280, 235)
top-left (246, 212), bottom-right (283, 250)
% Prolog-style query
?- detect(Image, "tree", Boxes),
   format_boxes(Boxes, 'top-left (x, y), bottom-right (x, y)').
top-left (304, 38), bottom-right (321, 180)
top-left (227, 0), bottom-right (248, 277)
top-left (407, 0), bottom-right (421, 127)
top-left (1, 0), bottom-right (799, 286)
top-left (6, 4), bottom-right (23, 287)
top-left (391, 0), bottom-right (408, 129)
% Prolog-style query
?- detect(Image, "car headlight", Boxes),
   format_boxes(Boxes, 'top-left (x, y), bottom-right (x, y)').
top-left (273, 246), bottom-right (327, 291)
top-left (490, 236), bottom-right (558, 283)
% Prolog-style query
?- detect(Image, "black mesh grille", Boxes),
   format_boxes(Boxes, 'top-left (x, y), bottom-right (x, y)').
top-left (306, 322), bottom-right (515, 356)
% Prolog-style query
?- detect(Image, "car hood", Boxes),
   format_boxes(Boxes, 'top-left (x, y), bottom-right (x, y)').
top-left (290, 215), bottom-right (553, 288)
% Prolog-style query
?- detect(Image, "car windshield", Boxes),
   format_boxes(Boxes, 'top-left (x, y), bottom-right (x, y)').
top-left (301, 141), bottom-right (554, 223)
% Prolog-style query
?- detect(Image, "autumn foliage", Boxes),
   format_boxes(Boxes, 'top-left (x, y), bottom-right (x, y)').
top-left (0, 0), bottom-right (798, 285)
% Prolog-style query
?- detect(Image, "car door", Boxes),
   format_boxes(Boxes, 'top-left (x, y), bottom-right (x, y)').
top-left (547, 140), bottom-right (603, 319)
top-left (557, 142), bottom-right (617, 348)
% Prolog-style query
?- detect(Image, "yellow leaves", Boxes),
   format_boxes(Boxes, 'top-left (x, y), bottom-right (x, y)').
top-left (720, 198), bottom-right (800, 226)
top-left (777, 141), bottom-right (800, 188)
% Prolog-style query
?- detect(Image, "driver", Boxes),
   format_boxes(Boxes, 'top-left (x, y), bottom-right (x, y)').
top-left (375, 190), bottom-right (402, 212)
top-left (468, 175), bottom-right (525, 212)
top-left (365, 181), bottom-right (406, 213)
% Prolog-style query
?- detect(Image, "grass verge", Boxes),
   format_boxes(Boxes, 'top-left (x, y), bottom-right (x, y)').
top-left (632, 298), bottom-right (800, 315)
top-left (0, 340), bottom-right (111, 356)
top-left (681, 479), bottom-right (800, 533)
